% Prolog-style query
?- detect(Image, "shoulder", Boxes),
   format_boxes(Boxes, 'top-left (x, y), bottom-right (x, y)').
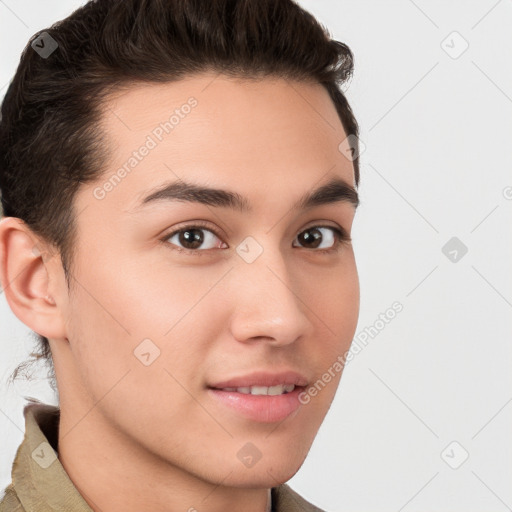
top-left (0, 483), bottom-right (23, 512)
top-left (272, 483), bottom-right (327, 512)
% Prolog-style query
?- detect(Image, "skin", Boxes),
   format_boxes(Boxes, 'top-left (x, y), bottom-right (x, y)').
top-left (0, 72), bottom-right (359, 512)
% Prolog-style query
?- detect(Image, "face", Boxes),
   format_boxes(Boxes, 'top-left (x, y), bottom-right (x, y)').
top-left (54, 73), bottom-right (359, 487)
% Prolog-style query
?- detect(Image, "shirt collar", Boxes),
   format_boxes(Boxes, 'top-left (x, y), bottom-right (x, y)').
top-left (12, 401), bottom-right (93, 511)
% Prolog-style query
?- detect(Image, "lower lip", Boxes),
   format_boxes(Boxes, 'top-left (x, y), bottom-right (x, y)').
top-left (207, 386), bottom-right (304, 423)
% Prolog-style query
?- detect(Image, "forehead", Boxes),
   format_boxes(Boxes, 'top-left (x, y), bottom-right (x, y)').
top-left (102, 72), bottom-right (344, 134)
top-left (81, 73), bottom-right (355, 215)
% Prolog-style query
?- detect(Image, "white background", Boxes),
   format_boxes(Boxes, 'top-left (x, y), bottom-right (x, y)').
top-left (1, 1), bottom-right (511, 511)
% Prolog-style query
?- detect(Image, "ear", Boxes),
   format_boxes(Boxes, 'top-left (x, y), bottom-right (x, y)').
top-left (0, 216), bottom-right (68, 340)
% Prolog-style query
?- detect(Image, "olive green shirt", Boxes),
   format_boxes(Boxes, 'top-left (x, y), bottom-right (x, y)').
top-left (0, 403), bottom-right (325, 512)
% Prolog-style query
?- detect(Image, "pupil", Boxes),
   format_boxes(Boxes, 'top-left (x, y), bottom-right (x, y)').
top-left (300, 228), bottom-right (321, 248)
top-left (180, 229), bottom-right (203, 249)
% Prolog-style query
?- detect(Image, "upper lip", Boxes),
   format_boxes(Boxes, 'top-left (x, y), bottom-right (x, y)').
top-left (209, 370), bottom-right (309, 389)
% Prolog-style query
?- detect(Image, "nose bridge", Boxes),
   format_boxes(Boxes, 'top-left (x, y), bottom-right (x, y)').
top-left (229, 242), bottom-right (311, 344)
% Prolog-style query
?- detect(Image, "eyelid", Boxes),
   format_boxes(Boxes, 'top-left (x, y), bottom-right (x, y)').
top-left (302, 221), bottom-right (350, 239)
top-left (164, 219), bottom-right (222, 238)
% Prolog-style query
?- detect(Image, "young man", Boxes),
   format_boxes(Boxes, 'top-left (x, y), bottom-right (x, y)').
top-left (0, 1), bottom-right (361, 510)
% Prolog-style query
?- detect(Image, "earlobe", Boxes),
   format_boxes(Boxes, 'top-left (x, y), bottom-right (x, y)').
top-left (0, 216), bottom-right (67, 340)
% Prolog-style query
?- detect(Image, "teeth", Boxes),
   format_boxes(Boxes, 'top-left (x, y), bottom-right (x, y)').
top-left (251, 386), bottom-right (270, 395)
top-left (221, 384), bottom-right (296, 395)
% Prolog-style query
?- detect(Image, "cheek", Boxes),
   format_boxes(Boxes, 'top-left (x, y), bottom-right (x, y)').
top-left (293, 258), bottom-right (359, 407)
top-left (305, 256), bottom-right (359, 346)
top-left (65, 271), bottom-right (208, 433)
top-left (66, 251), bottom-right (222, 387)
top-left (73, 244), bottom-right (218, 338)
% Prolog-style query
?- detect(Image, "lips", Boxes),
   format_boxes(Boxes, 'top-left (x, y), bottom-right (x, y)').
top-left (207, 370), bottom-right (309, 422)
top-left (208, 370), bottom-right (309, 390)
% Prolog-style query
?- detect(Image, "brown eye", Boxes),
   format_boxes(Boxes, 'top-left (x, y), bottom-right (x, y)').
top-left (293, 226), bottom-right (346, 250)
top-left (165, 225), bottom-right (226, 252)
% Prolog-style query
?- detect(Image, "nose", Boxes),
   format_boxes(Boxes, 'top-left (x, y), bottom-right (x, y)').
top-left (228, 249), bottom-right (312, 347)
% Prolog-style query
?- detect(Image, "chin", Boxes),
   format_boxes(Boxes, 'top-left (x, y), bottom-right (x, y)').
top-left (222, 467), bottom-right (301, 489)
top-left (218, 450), bottom-right (308, 489)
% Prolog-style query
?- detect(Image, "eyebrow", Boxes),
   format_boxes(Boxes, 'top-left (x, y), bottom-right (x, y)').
top-left (132, 176), bottom-right (359, 213)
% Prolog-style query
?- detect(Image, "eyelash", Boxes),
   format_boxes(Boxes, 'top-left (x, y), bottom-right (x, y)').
top-left (160, 220), bottom-right (351, 256)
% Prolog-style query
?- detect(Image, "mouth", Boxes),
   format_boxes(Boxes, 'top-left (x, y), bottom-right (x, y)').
top-left (212, 384), bottom-right (298, 395)
top-left (206, 371), bottom-right (309, 423)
